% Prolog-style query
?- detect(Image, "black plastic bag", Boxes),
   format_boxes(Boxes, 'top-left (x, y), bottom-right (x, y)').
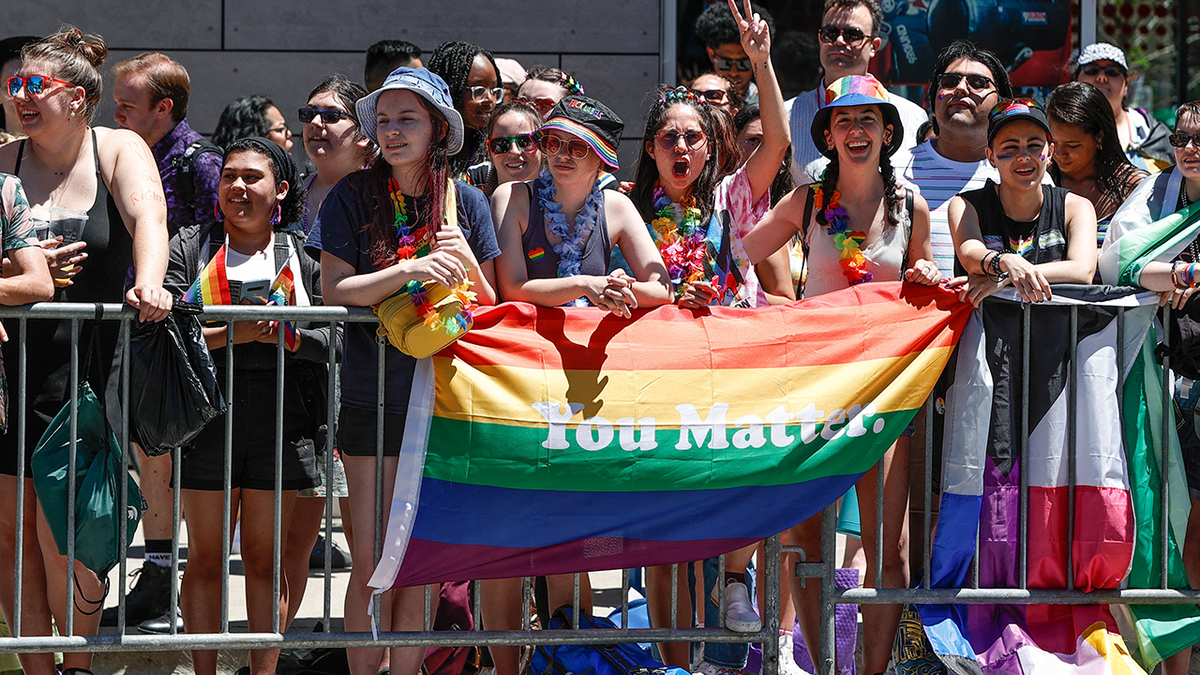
top-left (129, 300), bottom-right (226, 455)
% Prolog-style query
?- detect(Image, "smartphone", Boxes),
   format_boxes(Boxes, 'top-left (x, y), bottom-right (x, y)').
top-left (238, 279), bottom-right (272, 305)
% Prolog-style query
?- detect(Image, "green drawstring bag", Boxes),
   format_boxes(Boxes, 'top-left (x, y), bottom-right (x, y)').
top-left (32, 318), bottom-right (145, 580)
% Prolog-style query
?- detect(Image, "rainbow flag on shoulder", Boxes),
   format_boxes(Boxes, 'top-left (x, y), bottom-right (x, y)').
top-left (368, 283), bottom-right (971, 591)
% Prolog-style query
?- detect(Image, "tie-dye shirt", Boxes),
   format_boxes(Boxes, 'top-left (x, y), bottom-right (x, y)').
top-left (0, 174), bottom-right (38, 253)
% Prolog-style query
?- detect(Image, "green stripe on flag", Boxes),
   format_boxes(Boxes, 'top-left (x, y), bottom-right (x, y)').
top-left (1117, 200), bottom-right (1200, 287)
top-left (423, 408), bottom-right (917, 492)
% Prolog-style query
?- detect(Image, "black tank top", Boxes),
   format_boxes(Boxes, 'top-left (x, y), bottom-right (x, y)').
top-left (15, 130), bottom-right (133, 303)
top-left (521, 178), bottom-right (612, 280)
top-left (954, 181), bottom-right (1069, 276)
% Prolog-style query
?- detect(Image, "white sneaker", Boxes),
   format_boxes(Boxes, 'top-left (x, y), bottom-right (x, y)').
top-left (720, 582), bottom-right (761, 633)
top-left (777, 631), bottom-right (810, 675)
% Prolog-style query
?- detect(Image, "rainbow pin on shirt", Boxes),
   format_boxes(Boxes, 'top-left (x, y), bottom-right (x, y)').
top-left (528, 247), bottom-right (545, 261)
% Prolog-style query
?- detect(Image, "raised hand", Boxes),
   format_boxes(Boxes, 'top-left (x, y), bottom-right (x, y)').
top-left (727, 0), bottom-right (771, 66)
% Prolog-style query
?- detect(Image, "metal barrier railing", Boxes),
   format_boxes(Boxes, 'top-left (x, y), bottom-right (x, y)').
top-left (0, 303), bottom-right (781, 675)
top-left (0, 292), bottom-right (1196, 675)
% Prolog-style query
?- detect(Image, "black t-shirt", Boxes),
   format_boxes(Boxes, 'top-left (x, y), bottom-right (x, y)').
top-left (305, 171), bottom-right (501, 414)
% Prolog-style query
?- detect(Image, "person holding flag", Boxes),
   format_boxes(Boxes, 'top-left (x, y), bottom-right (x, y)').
top-left (163, 136), bottom-right (335, 675)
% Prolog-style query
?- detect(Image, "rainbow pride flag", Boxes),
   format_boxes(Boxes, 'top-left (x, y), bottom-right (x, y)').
top-left (367, 282), bottom-right (971, 591)
top-left (270, 265), bottom-right (297, 351)
top-left (182, 243), bottom-right (232, 305)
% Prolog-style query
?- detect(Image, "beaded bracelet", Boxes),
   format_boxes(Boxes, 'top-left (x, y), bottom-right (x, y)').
top-left (984, 251), bottom-right (1009, 283)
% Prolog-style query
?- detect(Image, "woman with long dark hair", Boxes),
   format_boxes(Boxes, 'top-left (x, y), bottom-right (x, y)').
top-left (426, 41), bottom-right (503, 179)
top-left (744, 74), bottom-right (941, 674)
top-left (166, 137), bottom-right (331, 675)
top-left (467, 101), bottom-right (544, 196)
top-left (306, 67), bottom-right (499, 675)
top-left (212, 94), bottom-right (293, 152)
top-left (1046, 81), bottom-right (1148, 248)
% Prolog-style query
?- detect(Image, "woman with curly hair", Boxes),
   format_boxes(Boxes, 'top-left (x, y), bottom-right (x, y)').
top-left (426, 41), bottom-right (503, 178)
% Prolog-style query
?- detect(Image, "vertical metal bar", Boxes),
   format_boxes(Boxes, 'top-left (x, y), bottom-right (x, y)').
top-left (66, 318), bottom-right (78, 636)
top-left (522, 576), bottom-right (532, 630)
top-left (572, 573), bottom-right (581, 629)
top-left (273, 330), bottom-right (284, 634)
top-left (923, 393), bottom-right (933, 590)
top-left (659, 0), bottom-right (678, 85)
top-left (13, 319), bottom-right (25, 637)
top-left (324, 321), bottom-right (336, 629)
top-left (670, 563), bottom-right (679, 634)
top-left (424, 584), bottom-right (433, 631)
top-left (373, 337), bottom-right (386, 624)
top-left (1162, 305), bottom-right (1172, 588)
top-left (1019, 303), bottom-right (1031, 589)
top-left (222, 322), bottom-right (234, 633)
top-left (118, 318), bottom-right (131, 633)
top-left (717, 553), bottom-right (727, 628)
top-left (620, 569), bottom-right (630, 629)
top-left (875, 456), bottom-right (884, 590)
top-left (762, 534), bottom-right (782, 675)
top-left (1066, 307), bottom-right (1078, 591)
top-left (171, 443), bottom-right (182, 635)
top-left (818, 504), bottom-right (837, 675)
top-left (472, 579), bottom-right (482, 631)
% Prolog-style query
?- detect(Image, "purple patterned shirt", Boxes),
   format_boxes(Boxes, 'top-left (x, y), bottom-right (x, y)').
top-left (151, 118), bottom-right (222, 237)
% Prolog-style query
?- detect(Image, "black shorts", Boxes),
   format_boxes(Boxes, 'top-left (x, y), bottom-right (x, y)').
top-left (336, 405), bottom-right (406, 458)
top-left (180, 367), bottom-right (322, 492)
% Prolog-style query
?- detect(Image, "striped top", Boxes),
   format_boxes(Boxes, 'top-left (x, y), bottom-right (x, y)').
top-left (899, 141), bottom-right (999, 277)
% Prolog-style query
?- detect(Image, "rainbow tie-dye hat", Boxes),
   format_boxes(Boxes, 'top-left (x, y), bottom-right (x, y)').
top-left (810, 74), bottom-right (904, 160)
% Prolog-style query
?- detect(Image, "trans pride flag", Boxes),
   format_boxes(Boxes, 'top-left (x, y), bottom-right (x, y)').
top-left (368, 283), bottom-right (971, 591)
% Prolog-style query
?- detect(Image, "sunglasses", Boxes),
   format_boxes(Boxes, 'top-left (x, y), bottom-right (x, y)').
top-left (517, 95), bottom-right (558, 116)
top-left (656, 129), bottom-right (707, 151)
top-left (1170, 133), bottom-right (1200, 149)
top-left (487, 133), bottom-right (539, 154)
top-left (818, 25), bottom-right (869, 46)
top-left (937, 72), bottom-right (996, 93)
top-left (1080, 64), bottom-right (1125, 79)
top-left (691, 89), bottom-right (728, 105)
top-left (298, 107), bottom-right (355, 124)
top-left (712, 56), bottom-right (753, 73)
top-left (6, 75), bottom-right (75, 98)
top-left (989, 96), bottom-right (1042, 119)
top-left (539, 133), bottom-right (591, 160)
top-left (467, 85), bottom-right (505, 102)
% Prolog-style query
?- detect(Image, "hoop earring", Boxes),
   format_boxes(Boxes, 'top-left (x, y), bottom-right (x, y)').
top-left (271, 204), bottom-right (282, 225)
top-left (214, 202), bottom-right (224, 221)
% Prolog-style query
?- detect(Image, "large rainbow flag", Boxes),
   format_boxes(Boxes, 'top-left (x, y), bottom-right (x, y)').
top-left (367, 282), bottom-right (971, 592)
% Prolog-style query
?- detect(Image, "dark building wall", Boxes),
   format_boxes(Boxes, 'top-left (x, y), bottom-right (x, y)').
top-left (2, 0), bottom-right (669, 175)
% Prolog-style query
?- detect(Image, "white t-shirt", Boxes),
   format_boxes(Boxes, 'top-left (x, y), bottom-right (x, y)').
top-left (217, 234), bottom-right (312, 306)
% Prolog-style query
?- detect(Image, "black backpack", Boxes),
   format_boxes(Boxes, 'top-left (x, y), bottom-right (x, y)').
top-left (171, 139), bottom-right (223, 214)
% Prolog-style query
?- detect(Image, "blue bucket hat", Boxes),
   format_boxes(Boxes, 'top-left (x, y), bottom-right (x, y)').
top-left (356, 67), bottom-right (464, 154)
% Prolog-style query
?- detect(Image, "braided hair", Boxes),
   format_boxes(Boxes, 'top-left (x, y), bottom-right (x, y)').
top-left (631, 86), bottom-right (722, 225)
top-left (427, 41), bottom-right (501, 176)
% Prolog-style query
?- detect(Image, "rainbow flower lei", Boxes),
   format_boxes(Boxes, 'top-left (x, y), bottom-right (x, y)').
top-left (650, 186), bottom-right (715, 292)
top-left (812, 184), bottom-right (873, 285)
top-left (388, 177), bottom-right (476, 336)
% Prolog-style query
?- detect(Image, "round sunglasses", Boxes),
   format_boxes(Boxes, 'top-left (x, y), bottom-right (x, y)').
top-left (487, 133), bottom-right (538, 154)
top-left (7, 75), bottom-right (75, 98)
top-left (517, 95), bottom-right (558, 117)
top-left (539, 133), bottom-right (591, 160)
top-left (298, 107), bottom-right (356, 124)
top-left (655, 129), bottom-right (707, 151)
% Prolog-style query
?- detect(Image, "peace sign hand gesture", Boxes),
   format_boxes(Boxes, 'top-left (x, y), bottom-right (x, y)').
top-left (727, 0), bottom-right (771, 68)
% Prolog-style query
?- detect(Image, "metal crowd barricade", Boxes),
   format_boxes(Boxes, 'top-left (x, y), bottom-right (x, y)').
top-left (0, 302), bottom-right (783, 674)
top-left (3, 291), bottom-right (1200, 675)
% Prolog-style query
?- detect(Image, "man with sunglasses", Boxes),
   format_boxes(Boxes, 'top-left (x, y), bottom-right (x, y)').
top-left (104, 51), bottom-right (220, 636)
top-left (786, 0), bottom-right (930, 184)
top-left (1073, 42), bottom-right (1174, 173)
top-left (694, 1), bottom-right (775, 106)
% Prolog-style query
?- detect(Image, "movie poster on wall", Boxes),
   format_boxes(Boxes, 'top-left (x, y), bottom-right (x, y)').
top-left (871, 0), bottom-right (1073, 87)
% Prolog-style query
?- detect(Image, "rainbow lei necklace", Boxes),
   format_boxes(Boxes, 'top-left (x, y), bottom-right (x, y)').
top-left (650, 186), bottom-right (712, 289)
top-left (388, 177), bottom-right (476, 335)
top-left (812, 185), bottom-right (873, 285)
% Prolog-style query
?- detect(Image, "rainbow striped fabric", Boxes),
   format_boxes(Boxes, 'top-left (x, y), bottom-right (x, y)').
top-left (182, 243), bottom-right (232, 305)
top-left (270, 266), bottom-right (297, 351)
top-left (367, 283), bottom-right (971, 590)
